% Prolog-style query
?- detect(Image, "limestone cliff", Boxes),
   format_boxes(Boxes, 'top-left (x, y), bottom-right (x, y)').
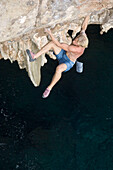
top-left (0, 0), bottom-right (113, 86)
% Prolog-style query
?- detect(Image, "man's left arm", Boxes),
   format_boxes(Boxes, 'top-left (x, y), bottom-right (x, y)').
top-left (45, 29), bottom-right (69, 51)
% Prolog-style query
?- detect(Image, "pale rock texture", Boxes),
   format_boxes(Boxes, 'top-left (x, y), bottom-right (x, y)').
top-left (0, 0), bottom-right (113, 86)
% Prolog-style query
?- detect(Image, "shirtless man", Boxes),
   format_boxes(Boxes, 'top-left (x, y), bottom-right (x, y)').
top-left (26, 15), bottom-right (90, 98)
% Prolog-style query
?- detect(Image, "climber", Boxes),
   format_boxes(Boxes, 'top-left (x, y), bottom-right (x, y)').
top-left (26, 15), bottom-right (90, 98)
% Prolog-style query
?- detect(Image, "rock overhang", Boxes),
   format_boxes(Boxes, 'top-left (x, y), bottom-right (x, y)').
top-left (0, 0), bottom-right (113, 86)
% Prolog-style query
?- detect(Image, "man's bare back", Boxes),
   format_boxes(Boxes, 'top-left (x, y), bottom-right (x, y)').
top-left (66, 47), bottom-right (85, 62)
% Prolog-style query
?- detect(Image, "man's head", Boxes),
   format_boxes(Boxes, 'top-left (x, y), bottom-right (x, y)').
top-left (73, 33), bottom-right (89, 48)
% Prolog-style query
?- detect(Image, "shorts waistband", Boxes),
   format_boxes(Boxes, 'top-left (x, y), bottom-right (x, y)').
top-left (65, 53), bottom-right (75, 64)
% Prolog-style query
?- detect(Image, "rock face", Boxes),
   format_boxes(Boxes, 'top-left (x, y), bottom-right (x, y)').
top-left (0, 0), bottom-right (113, 86)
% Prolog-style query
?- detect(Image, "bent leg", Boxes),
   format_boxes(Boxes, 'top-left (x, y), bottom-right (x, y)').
top-left (48, 63), bottom-right (67, 90)
top-left (34, 41), bottom-right (61, 59)
top-left (42, 63), bottom-right (67, 98)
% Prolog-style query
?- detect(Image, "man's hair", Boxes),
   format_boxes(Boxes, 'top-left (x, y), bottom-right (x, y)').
top-left (76, 33), bottom-right (89, 48)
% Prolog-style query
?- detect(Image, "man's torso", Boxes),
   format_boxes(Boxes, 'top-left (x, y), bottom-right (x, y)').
top-left (66, 47), bottom-right (85, 62)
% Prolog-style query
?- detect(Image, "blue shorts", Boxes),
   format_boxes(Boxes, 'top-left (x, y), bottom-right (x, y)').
top-left (53, 49), bottom-right (75, 72)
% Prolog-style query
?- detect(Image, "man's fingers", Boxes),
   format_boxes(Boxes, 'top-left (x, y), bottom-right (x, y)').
top-left (45, 28), bottom-right (51, 33)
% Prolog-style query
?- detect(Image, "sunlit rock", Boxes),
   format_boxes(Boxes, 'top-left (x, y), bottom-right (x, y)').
top-left (0, 0), bottom-right (113, 86)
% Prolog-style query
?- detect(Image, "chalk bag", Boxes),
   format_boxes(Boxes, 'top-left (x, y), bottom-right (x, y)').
top-left (76, 61), bottom-right (83, 73)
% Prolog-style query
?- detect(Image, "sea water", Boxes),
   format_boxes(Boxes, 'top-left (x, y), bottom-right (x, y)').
top-left (0, 25), bottom-right (113, 170)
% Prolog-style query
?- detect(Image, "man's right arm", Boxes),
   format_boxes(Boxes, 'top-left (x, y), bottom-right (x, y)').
top-left (81, 15), bottom-right (90, 32)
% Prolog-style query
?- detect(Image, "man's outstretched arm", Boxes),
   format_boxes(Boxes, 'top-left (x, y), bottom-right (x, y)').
top-left (81, 15), bottom-right (90, 32)
top-left (45, 29), bottom-right (69, 51)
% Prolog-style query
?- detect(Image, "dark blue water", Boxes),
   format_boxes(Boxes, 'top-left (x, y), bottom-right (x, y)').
top-left (0, 25), bottom-right (113, 170)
